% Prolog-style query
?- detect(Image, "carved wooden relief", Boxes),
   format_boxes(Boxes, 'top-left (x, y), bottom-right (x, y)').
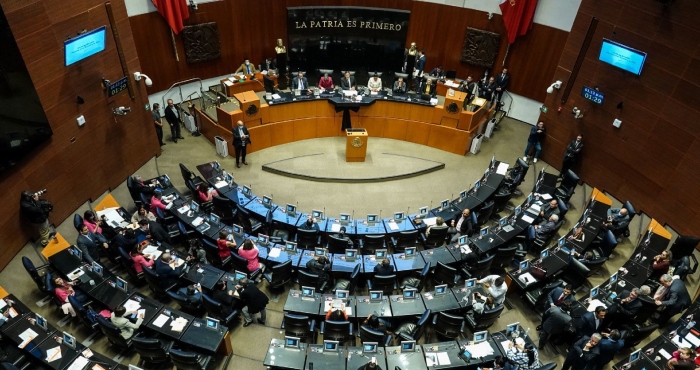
top-left (182, 22), bottom-right (221, 64)
top-left (461, 28), bottom-right (501, 68)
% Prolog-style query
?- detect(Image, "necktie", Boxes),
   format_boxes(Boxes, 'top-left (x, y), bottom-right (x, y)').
top-left (299, 79), bottom-right (303, 90)
top-left (247, 65), bottom-right (250, 74)
top-left (557, 293), bottom-right (564, 304)
top-left (348, 78), bottom-right (351, 88)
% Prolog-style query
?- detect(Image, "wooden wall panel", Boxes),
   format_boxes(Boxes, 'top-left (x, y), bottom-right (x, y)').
top-left (540, 0), bottom-right (700, 235)
top-left (130, 0), bottom-right (567, 103)
top-left (0, 0), bottom-right (159, 269)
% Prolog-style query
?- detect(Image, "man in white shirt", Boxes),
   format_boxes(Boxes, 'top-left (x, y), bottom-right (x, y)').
top-left (368, 73), bottom-right (382, 92)
top-left (477, 275), bottom-right (507, 305)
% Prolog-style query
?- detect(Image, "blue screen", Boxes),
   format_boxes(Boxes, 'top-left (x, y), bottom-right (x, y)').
top-left (599, 39), bottom-right (647, 75)
top-left (65, 26), bottom-right (107, 66)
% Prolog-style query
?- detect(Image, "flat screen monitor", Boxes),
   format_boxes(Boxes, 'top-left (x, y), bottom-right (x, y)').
top-left (264, 75), bottom-right (275, 93)
top-left (232, 224), bottom-right (243, 235)
top-left (435, 284), bottom-right (448, 295)
top-left (609, 272), bottom-right (618, 285)
top-left (190, 201), bottom-right (200, 213)
top-left (629, 349), bottom-right (642, 364)
top-left (590, 285), bottom-right (600, 299)
top-left (335, 290), bottom-right (349, 300)
top-left (301, 286), bottom-right (315, 297)
top-left (514, 205), bottom-right (522, 216)
top-left (465, 278), bottom-right (476, 289)
top-left (527, 193), bottom-right (533, 205)
top-left (339, 213), bottom-right (351, 223)
top-left (35, 313), bottom-right (48, 330)
top-left (62, 331), bottom-right (77, 349)
top-left (116, 277), bottom-right (128, 292)
top-left (285, 336), bottom-right (300, 348)
top-left (225, 173), bottom-right (233, 183)
top-left (314, 248), bottom-right (326, 257)
top-left (367, 214), bottom-right (378, 223)
top-left (262, 195), bottom-right (272, 206)
top-left (286, 204), bottom-right (296, 214)
top-left (608, 291), bottom-right (617, 301)
top-left (401, 341), bottom-right (416, 352)
top-left (499, 217), bottom-right (508, 227)
top-left (474, 180), bottom-right (481, 190)
top-left (369, 291), bottom-right (383, 302)
top-left (206, 317), bottom-right (219, 330)
top-left (363, 342), bottom-right (378, 353)
top-left (473, 330), bottom-right (488, 343)
top-left (506, 322), bottom-right (520, 335)
top-left (599, 38), bottom-right (647, 75)
top-left (394, 212), bottom-right (404, 221)
top-left (540, 249), bottom-right (550, 260)
top-left (405, 247), bottom-right (416, 258)
top-left (242, 185), bottom-right (252, 196)
top-left (558, 237), bottom-right (566, 248)
top-left (234, 270), bottom-right (247, 282)
top-left (324, 340), bottom-right (339, 352)
top-left (312, 209), bottom-right (324, 220)
top-left (92, 262), bottom-right (103, 276)
top-left (375, 249), bottom-right (387, 259)
top-left (440, 199), bottom-right (449, 209)
top-left (64, 26), bottom-right (107, 66)
top-left (345, 249), bottom-right (357, 261)
top-left (257, 234), bottom-right (269, 245)
top-left (419, 206), bottom-right (428, 217)
top-left (458, 235), bottom-right (469, 246)
top-left (460, 189), bottom-right (467, 199)
top-left (480, 227), bottom-right (488, 236)
top-left (403, 289), bottom-right (417, 300)
top-left (519, 260), bottom-right (529, 271)
top-left (209, 213), bottom-right (220, 226)
top-left (285, 241), bottom-right (297, 253)
top-left (70, 246), bottom-right (82, 261)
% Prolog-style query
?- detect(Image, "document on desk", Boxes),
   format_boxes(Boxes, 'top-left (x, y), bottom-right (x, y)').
top-left (0, 299), bottom-right (6, 309)
top-left (436, 352), bottom-right (451, 365)
top-left (177, 205), bottom-right (190, 214)
top-left (586, 299), bottom-right (607, 311)
top-left (540, 193), bottom-right (552, 200)
top-left (224, 80), bottom-right (233, 86)
top-left (19, 328), bottom-right (39, 342)
top-left (464, 341), bottom-right (494, 358)
top-left (68, 268), bottom-right (85, 281)
top-left (658, 348), bottom-right (672, 359)
top-left (46, 346), bottom-right (62, 362)
top-left (97, 208), bottom-right (128, 228)
top-left (268, 248), bottom-right (281, 258)
top-left (460, 245), bottom-right (472, 254)
top-left (214, 180), bottom-right (228, 189)
top-left (67, 356), bottom-right (89, 370)
top-left (387, 221), bottom-right (399, 231)
top-left (272, 94), bottom-right (281, 99)
top-left (527, 204), bottom-right (541, 214)
top-left (170, 317), bottom-right (189, 332)
top-left (496, 163), bottom-right (509, 175)
top-left (330, 223), bottom-right (341, 232)
top-left (519, 273), bottom-right (536, 285)
top-left (520, 214), bottom-right (535, 224)
top-left (684, 333), bottom-right (700, 347)
top-left (192, 217), bottom-right (204, 226)
top-left (152, 314), bottom-right (170, 328)
top-left (123, 299), bottom-right (141, 312)
top-left (423, 217), bottom-right (437, 226)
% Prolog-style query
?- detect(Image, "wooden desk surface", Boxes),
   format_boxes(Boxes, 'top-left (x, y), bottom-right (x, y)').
top-left (0, 286), bottom-right (8, 299)
top-left (41, 232), bottom-right (71, 259)
top-left (648, 218), bottom-right (672, 240)
top-left (93, 193), bottom-right (120, 211)
top-left (590, 188), bottom-right (613, 206)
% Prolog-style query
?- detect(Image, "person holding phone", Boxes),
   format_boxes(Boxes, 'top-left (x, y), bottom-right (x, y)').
top-left (217, 231), bottom-right (237, 260)
top-left (110, 306), bottom-right (144, 339)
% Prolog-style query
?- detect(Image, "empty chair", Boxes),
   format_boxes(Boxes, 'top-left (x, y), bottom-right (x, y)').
top-left (362, 234), bottom-right (386, 254)
top-left (391, 230), bottom-right (419, 253)
top-left (492, 246), bottom-right (518, 269)
top-left (263, 260), bottom-right (295, 289)
top-left (422, 225), bottom-right (448, 249)
top-left (475, 201), bottom-right (495, 228)
top-left (466, 304), bottom-right (504, 331)
top-left (556, 198), bottom-right (569, 220)
top-left (669, 235), bottom-right (700, 258)
top-left (202, 238), bottom-right (232, 269)
top-left (367, 274), bottom-right (398, 295)
top-left (177, 220), bottom-right (197, 240)
top-left (596, 230), bottom-right (618, 258)
top-left (126, 176), bottom-right (142, 206)
top-left (295, 228), bottom-right (321, 249)
top-left (504, 157), bottom-right (529, 193)
top-left (167, 291), bottom-right (204, 314)
top-left (266, 209), bottom-right (290, 243)
top-left (321, 320), bottom-right (353, 344)
top-left (179, 163), bottom-right (205, 190)
top-left (624, 323), bottom-right (659, 348)
top-left (555, 170), bottom-right (579, 204)
top-left (432, 312), bottom-right (465, 341)
top-left (142, 266), bottom-right (177, 298)
top-left (400, 262), bottom-right (431, 292)
top-left (464, 254), bottom-right (495, 280)
top-left (333, 264), bottom-right (361, 294)
top-left (524, 281), bottom-right (562, 314)
top-left (561, 258), bottom-right (590, 290)
top-left (68, 295), bottom-right (100, 342)
top-left (96, 316), bottom-right (134, 351)
top-left (212, 195), bottom-right (236, 224)
top-left (170, 349), bottom-right (212, 370)
top-left (584, 257), bottom-right (607, 276)
top-left (359, 325), bottom-right (391, 346)
top-left (156, 208), bottom-right (181, 241)
top-left (298, 270), bottom-right (328, 292)
top-left (491, 190), bottom-right (513, 217)
top-left (236, 204), bottom-right (263, 235)
top-left (22, 256), bottom-right (51, 292)
top-left (73, 214), bottom-right (84, 232)
top-left (432, 261), bottom-right (460, 287)
top-left (131, 336), bottom-right (175, 367)
top-left (327, 234), bottom-right (352, 254)
top-left (283, 313), bottom-right (316, 343)
top-left (394, 309), bottom-right (431, 341)
top-left (202, 294), bottom-right (239, 326)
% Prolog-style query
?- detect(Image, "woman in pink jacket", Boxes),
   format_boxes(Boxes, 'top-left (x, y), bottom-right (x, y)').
top-left (130, 243), bottom-right (155, 273)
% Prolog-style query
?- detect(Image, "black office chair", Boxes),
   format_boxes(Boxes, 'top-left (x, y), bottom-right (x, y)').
top-left (170, 349), bottom-right (212, 370)
top-left (265, 209), bottom-right (290, 243)
top-left (0, 363), bottom-right (21, 370)
top-left (179, 163), bottom-right (205, 190)
top-left (491, 190), bottom-right (513, 217)
top-left (624, 323), bottom-right (659, 348)
top-left (359, 325), bottom-right (391, 346)
top-left (298, 270), bottom-right (328, 292)
top-left (167, 291), bottom-right (205, 314)
top-left (561, 258), bottom-right (590, 291)
top-left (131, 336), bottom-right (175, 367)
top-left (362, 234), bottom-right (386, 255)
top-left (617, 200), bottom-right (637, 239)
top-left (555, 170), bottom-right (579, 204)
top-left (295, 228), bottom-right (322, 249)
top-left (142, 266), bottom-right (177, 298)
top-left (202, 238), bottom-right (232, 269)
top-left (177, 221), bottom-right (197, 242)
top-left (504, 158), bottom-right (529, 194)
top-left (231, 252), bottom-right (262, 281)
top-left (556, 198), bottom-right (569, 220)
top-left (45, 273), bottom-right (79, 319)
top-left (236, 204), bottom-right (264, 235)
top-left (117, 247), bottom-right (145, 284)
top-left (202, 294), bottom-right (240, 326)
top-left (96, 316), bottom-right (134, 351)
top-left (492, 246), bottom-right (518, 269)
top-left (532, 221), bottom-right (565, 253)
top-left (670, 235), bottom-right (700, 258)
top-left (391, 230), bottom-right (420, 253)
top-left (432, 312), bottom-right (465, 341)
top-left (68, 295), bottom-right (100, 343)
top-left (400, 262), bottom-right (431, 292)
top-left (22, 256), bottom-right (51, 292)
top-left (422, 225), bottom-right (449, 249)
top-left (320, 320), bottom-right (353, 345)
top-left (524, 281), bottom-right (562, 314)
top-left (73, 213), bottom-right (84, 231)
top-left (584, 257), bottom-right (607, 276)
top-left (156, 208), bottom-right (181, 241)
top-left (464, 254), bottom-right (495, 279)
top-left (394, 309), bottom-right (431, 342)
top-left (466, 304), bottom-right (504, 331)
top-left (432, 261), bottom-right (461, 287)
top-left (475, 201), bottom-right (495, 228)
top-left (633, 295), bottom-right (658, 325)
top-left (263, 260), bottom-right (295, 290)
top-left (367, 274), bottom-right (398, 295)
top-left (593, 230), bottom-right (618, 258)
top-left (212, 195), bottom-right (237, 224)
top-left (327, 234), bottom-right (352, 254)
top-left (283, 313), bottom-right (316, 343)
top-left (333, 263), bottom-right (361, 294)
top-left (140, 193), bottom-right (151, 209)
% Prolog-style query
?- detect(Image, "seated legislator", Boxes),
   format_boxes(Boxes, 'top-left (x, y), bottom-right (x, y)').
top-left (261, 57), bottom-right (277, 71)
top-left (546, 284), bottom-right (575, 309)
top-left (53, 276), bottom-right (88, 317)
top-left (651, 250), bottom-right (672, 277)
top-left (536, 199), bottom-right (560, 224)
top-left (318, 72), bottom-right (334, 91)
top-left (136, 219), bottom-right (169, 244)
top-left (426, 216), bottom-right (445, 236)
top-left (299, 216), bottom-right (320, 231)
top-left (418, 78), bottom-right (437, 98)
top-left (176, 284), bottom-right (203, 306)
top-left (110, 228), bottom-right (138, 257)
top-left (428, 66), bottom-right (444, 79)
top-left (292, 72), bottom-right (311, 93)
top-left (332, 226), bottom-right (354, 246)
top-left (234, 58), bottom-right (257, 75)
top-left (340, 71), bottom-right (356, 90)
top-left (149, 190), bottom-right (169, 215)
top-left (131, 205), bottom-right (157, 224)
top-left (154, 252), bottom-right (185, 287)
top-left (393, 77), bottom-right (407, 94)
top-left (238, 239), bottom-right (263, 273)
top-left (212, 280), bottom-right (238, 316)
top-left (76, 224), bottom-right (108, 264)
top-left (368, 73), bottom-right (382, 92)
top-left (217, 231), bottom-right (237, 260)
top-left (448, 209), bottom-right (473, 242)
top-left (131, 242), bottom-right (155, 273)
top-left (480, 76), bottom-right (497, 101)
top-left (534, 214), bottom-right (559, 238)
top-left (326, 304), bottom-right (349, 321)
top-left (131, 175), bottom-right (155, 195)
top-left (110, 306), bottom-right (144, 340)
top-left (374, 259), bottom-right (395, 276)
top-left (197, 182), bottom-right (218, 203)
top-left (602, 207), bottom-right (630, 234)
top-left (83, 210), bottom-right (103, 234)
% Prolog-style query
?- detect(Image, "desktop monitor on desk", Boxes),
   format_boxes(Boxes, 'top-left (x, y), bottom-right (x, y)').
top-left (394, 212), bottom-right (404, 222)
top-left (473, 330), bottom-right (488, 343)
top-left (336, 290), bottom-right (349, 300)
top-left (506, 322), bottom-right (520, 336)
top-left (285, 336), bottom-right (301, 349)
top-left (264, 75), bottom-right (275, 93)
top-left (480, 227), bottom-right (488, 237)
top-left (116, 277), bottom-right (128, 293)
top-left (92, 262), bottom-right (103, 276)
top-left (345, 249), bottom-right (357, 262)
top-left (206, 317), bottom-right (220, 331)
top-left (459, 190), bottom-right (467, 199)
top-left (62, 332), bottom-right (76, 349)
top-left (440, 199), bottom-right (449, 209)
top-left (324, 340), bottom-right (340, 352)
top-left (499, 216), bottom-right (508, 228)
top-left (285, 241), bottom-right (297, 253)
top-left (70, 246), bottom-right (82, 261)
top-left (474, 180), bottom-right (481, 191)
top-left (190, 201), bottom-right (200, 214)
top-left (401, 341), bottom-right (416, 352)
top-left (339, 213), bottom-right (351, 225)
top-left (519, 260), bottom-right (529, 271)
top-left (590, 285), bottom-right (600, 300)
top-left (369, 291), bottom-right (383, 302)
top-left (232, 224), bottom-right (243, 236)
top-left (312, 209), bottom-right (324, 220)
top-left (419, 207), bottom-right (428, 218)
top-left (540, 249), bottom-right (550, 260)
top-left (465, 278), bottom-right (477, 289)
top-left (35, 313), bottom-right (48, 330)
top-left (403, 289), bottom-right (417, 300)
top-left (435, 284), bottom-right (448, 296)
top-left (286, 204), bottom-right (297, 215)
top-left (262, 195), bottom-right (273, 207)
top-left (242, 186), bottom-right (252, 197)
top-left (526, 193), bottom-right (533, 206)
top-left (629, 349), bottom-right (642, 364)
top-left (257, 234), bottom-right (269, 246)
top-left (363, 342), bottom-right (378, 353)
top-left (234, 270), bottom-right (247, 282)
top-left (609, 272), bottom-right (619, 285)
top-left (375, 249), bottom-right (387, 260)
top-left (314, 248), bottom-right (327, 257)
top-left (301, 286), bottom-right (315, 298)
top-left (514, 205), bottom-right (522, 217)
top-left (209, 213), bottom-right (221, 226)
top-left (458, 235), bottom-right (469, 246)
top-left (367, 214), bottom-right (378, 224)
top-left (405, 247), bottom-right (416, 258)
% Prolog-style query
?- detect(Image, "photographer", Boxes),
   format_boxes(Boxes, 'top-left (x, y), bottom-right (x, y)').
top-left (20, 190), bottom-right (53, 247)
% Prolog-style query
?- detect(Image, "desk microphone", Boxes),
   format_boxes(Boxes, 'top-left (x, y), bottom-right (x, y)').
top-left (379, 210), bottom-right (382, 220)
top-left (352, 210), bottom-right (355, 221)
top-left (323, 207), bottom-right (326, 220)
top-left (407, 207), bottom-right (410, 216)
top-left (430, 201), bottom-right (433, 210)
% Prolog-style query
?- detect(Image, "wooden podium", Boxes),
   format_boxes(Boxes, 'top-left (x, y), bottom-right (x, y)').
top-left (345, 128), bottom-right (368, 162)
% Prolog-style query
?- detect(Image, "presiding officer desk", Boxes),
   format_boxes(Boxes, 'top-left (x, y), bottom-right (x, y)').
top-left (194, 85), bottom-right (495, 158)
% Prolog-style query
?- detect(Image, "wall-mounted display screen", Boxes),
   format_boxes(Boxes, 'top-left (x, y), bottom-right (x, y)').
top-left (64, 26), bottom-right (107, 66)
top-left (599, 39), bottom-right (646, 75)
top-left (582, 86), bottom-right (604, 105)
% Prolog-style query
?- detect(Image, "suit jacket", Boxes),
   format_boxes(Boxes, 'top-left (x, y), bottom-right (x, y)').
top-left (542, 205), bottom-right (561, 221)
top-left (393, 81), bottom-right (407, 94)
top-left (536, 221), bottom-right (557, 238)
top-left (233, 125), bottom-right (252, 148)
top-left (613, 290), bottom-right (643, 317)
top-left (661, 279), bottom-right (691, 313)
top-left (419, 81), bottom-right (437, 98)
top-left (597, 338), bottom-right (624, 368)
top-left (565, 140), bottom-right (584, 158)
top-left (495, 73), bottom-right (510, 90)
top-left (566, 336), bottom-right (600, 370)
top-left (237, 282), bottom-right (269, 314)
top-left (576, 312), bottom-right (603, 338)
top-left (76, 232), bottom-right (107, 264)
top-left (261, 59), bottom-right (277, 70)
top-left (154, 258), bottom-right (182, 287)
top-left (546, 287), bottom-right (575, 308)
top-left (340, 76), bottom-right (357, 90)
top-left (460, 81), bottom-right (476, 100)
top-left (542, 306), bottom-right (572, 335)
top-left (110, 313), bottom-right (143, 339)
top-left (374, 264), bottom-right (395, 276)
top-left (429, 68), bottom-right (444, 78)
top-left (291, 76), bottom-right (309, 90)
top-left (480, 81), bottom-right (496, 100)
top-left (135, 221), bottom-right (169, 243)
top-left (452, 214), bottom-right (473, 235)
top-left (164, 105), bottom-right (180, 125)
top-left (234, 63), bottom-right (257, 74)
top-left (606, 208), bottom-right (630, 230)
top-left (212, 289), bottom-right (237, 316)
top-left (306, 258), bottom-right (331, 280)
top-left (415, 55), bottom-right (426, 74)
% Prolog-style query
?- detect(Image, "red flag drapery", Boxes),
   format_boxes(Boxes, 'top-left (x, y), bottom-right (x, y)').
top-left (151, 0), bottom-right (190, 34)
top-left (499, 0), bottom-right (539, 44)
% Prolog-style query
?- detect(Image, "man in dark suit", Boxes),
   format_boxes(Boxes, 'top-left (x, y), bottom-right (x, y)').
top-left (135, 219), bottom-right (169, 244)
top-left (448, 208), bottom-right (473, 243)
top-left (480, 77), bottom-right (497, 102)
top-left (597, 330), bottom-right (624, 370)
top-left (291, 72), bottom-right (310, 93)
top-left (577, 306), bottom-right (607, 338)
top-left (602, 207), bottom-right (630, 237)
top-left (494, 68), bottom-right (509, 109)
top-left (393, 77), bottom-right (407, 94)
top-left (535, 214), bottom-right (559, 238)
top-left (164, 99), bottom-right (184, 143)
top-left (233, 120), bottom-right (251, 168)
top-left (154, 252), bottom-right (183, 287)
top-left (413, 50), bottom-right (426, 90)
top-left (76, 225), bottom-right (108, 264)
top-left (538, 300), bottom-right (573, 349)
top-left (374, 259), bottom-right (395, 276)
top-left (536, 199), bottom-right (561, 224)
top-left (261, 57), bottom-right (276, 71)
top-left (428, 65), bottom-right (444, 79)
top-left (546, 284), bottom-right (575, 309)
top-left (212, 280), bottom-right (239, 316)
top-left (460, 75), bottom-right (477, 102)
top-left (561, 135), bottom-right (584, 176)
top-left (562, 334), bottom-right (601, 370)
top-left (236, 278), bottom-right (269, 326)
top-left (655, 274), bottom-right (691, 324)
top-left (340, 71), bottom-right (356, 90)
top-left (607, 288), bottom-right (643, 327)
top-left (418, 78), bottom-right (437, 99)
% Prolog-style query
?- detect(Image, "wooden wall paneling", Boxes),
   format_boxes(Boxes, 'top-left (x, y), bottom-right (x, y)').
top-left (271, 120), bottom-right (296, 146)
top-left (358, 117), bottom-right (386, 139)
top-left (404, 121), bottom-right (430, 146)
top-left (383, 119), bottom-right (408, 141)
top-left (408, 105), bottom-right (434, 123)
top-left (317, 117), bottom-right (342, 137)
top-left (427, 126), bottom-right (469, 155)
top-left (292, 118), bottom-right (317, 141)
top-left (248, 124), bottom-right (272, 153)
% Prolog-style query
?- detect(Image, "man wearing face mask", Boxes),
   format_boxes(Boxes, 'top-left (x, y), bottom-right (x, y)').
top-left (235, 58), bottom-right (257, 75)
top-left (602, 207), bottom-right (630, 237)
top-left (233, 120), bottom-right (251, 168)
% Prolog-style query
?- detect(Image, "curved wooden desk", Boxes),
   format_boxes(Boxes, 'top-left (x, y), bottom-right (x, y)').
top-left (194, 91), bottom-right (495, 156)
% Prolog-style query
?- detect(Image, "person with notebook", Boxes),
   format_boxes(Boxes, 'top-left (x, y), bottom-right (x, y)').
top-left (149, 190), bottom-right (169, 215)
top-left (236, 278), bottom-right (269, 327)
top-left (130, 242), bottom-right (155, 273)
top-left (326, 301), bottom-right (349, 321)
top-left (373, 259), bottom-right (394, 276)
top-left (154, 252), bottom-right (185, 287)
top-left (426, 216), bottom-right (445, 236)
top-left (477, 275), bottom-right (507, 305)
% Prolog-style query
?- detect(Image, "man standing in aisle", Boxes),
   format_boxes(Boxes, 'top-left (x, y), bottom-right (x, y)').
top-left (151, 103), bottom-right (165, 146)
top-left (233, 120), bottom-right (251, 168)
top-left (561, 135), bottom-right (583, 177)
top-left (523, 121), bottom-right (546, 163)
top-left (494, 67), bottom-right (509, 110)
top-left (236, 278), bottom-right (269, 327)
top-left (164, 99), bottom-right (184, 143)
top-left (413, 50), bottom-right (426, 91)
